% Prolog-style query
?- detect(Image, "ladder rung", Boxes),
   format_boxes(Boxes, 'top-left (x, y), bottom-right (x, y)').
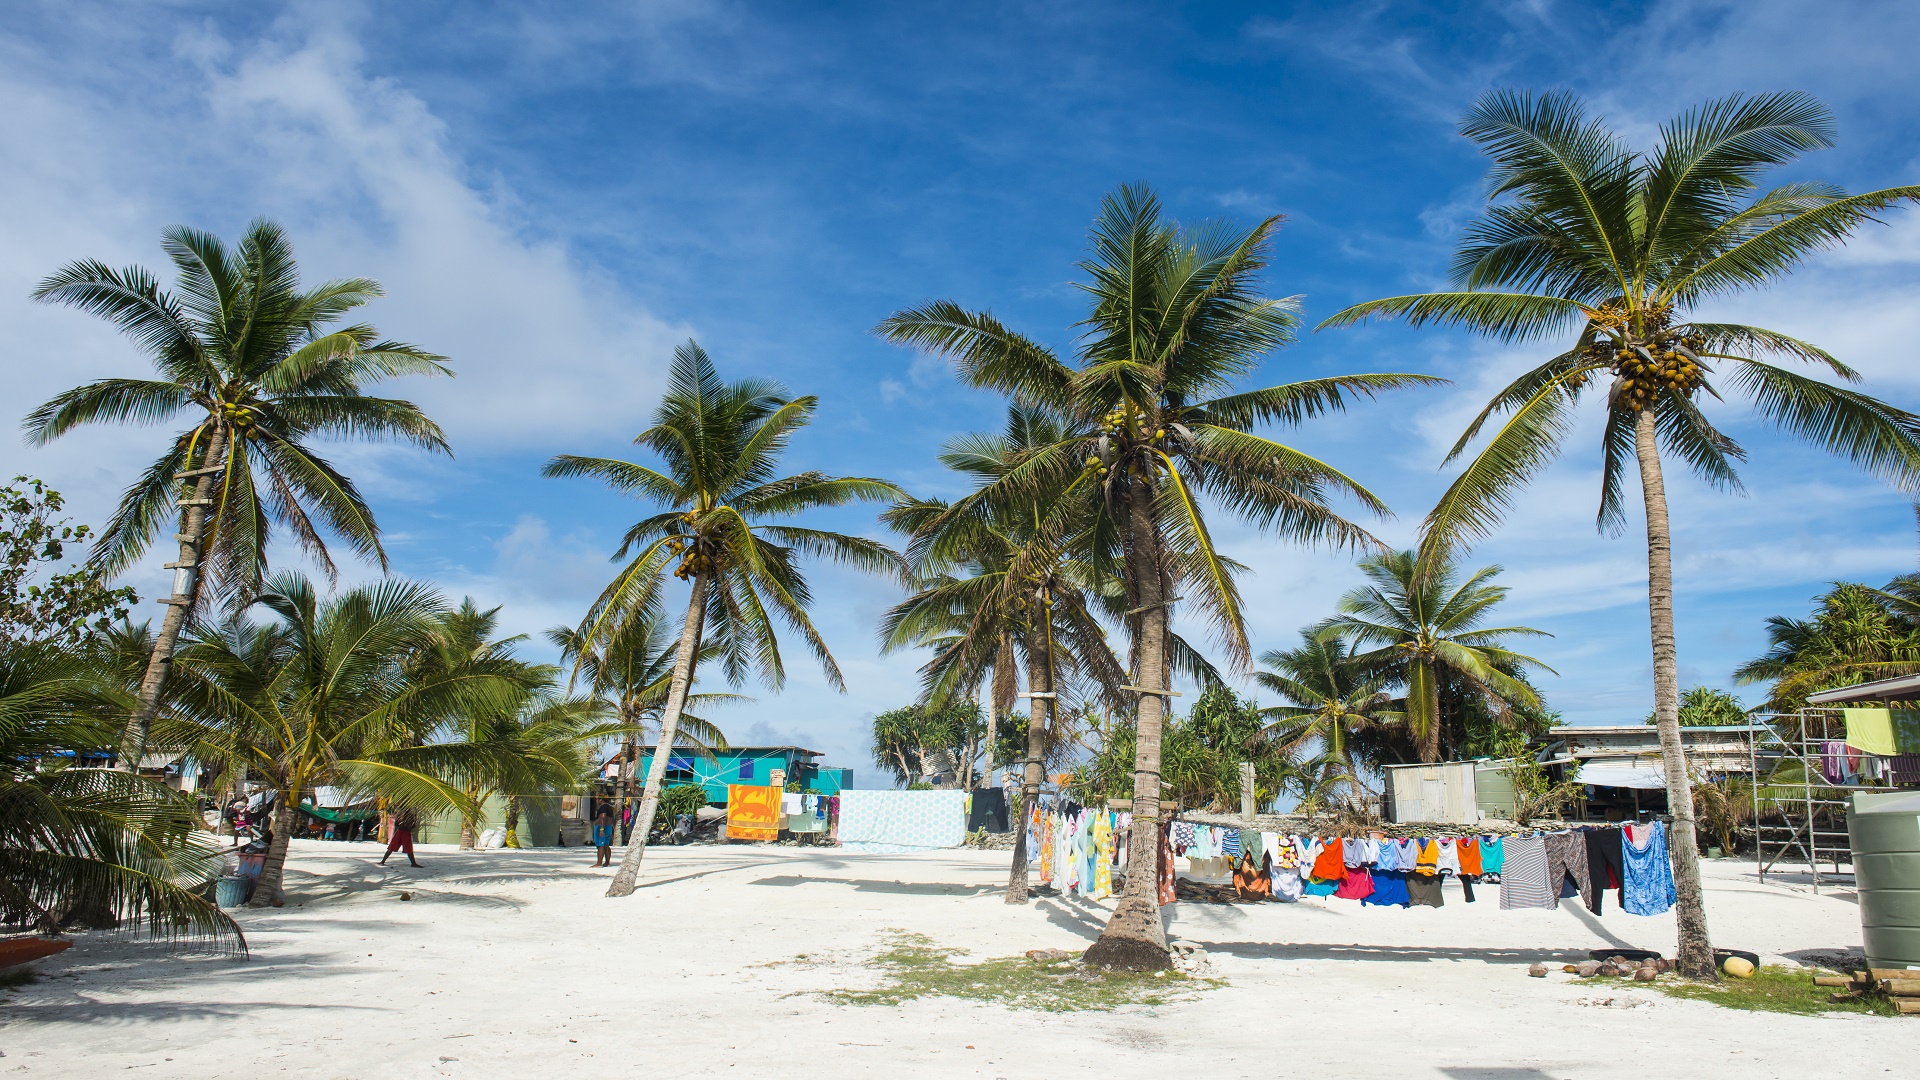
top-left (174, 465), bottom-right (226, 478)
top-left (162, 562), bottom-right (197, 570)
top-left (178, 499), bottom-right (215, 507)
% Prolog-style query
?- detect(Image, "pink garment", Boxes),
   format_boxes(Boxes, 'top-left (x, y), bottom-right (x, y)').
top-left (1332, 865), bottom-right (1376, 901)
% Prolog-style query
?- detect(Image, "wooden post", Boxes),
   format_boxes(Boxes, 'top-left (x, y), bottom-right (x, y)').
top-left (1240, 762), bottom-right (1255, 826)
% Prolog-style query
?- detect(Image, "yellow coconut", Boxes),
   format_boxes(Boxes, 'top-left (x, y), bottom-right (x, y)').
top-left (1721, 956), bottom-right (1755, 978)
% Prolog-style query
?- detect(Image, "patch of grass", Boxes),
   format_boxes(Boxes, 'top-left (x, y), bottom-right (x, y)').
top-left (822, 932), bottom-right (1221, 1013)
top-left (1654, 967), bottom-right (1897, 1018)
top-left (0, 966), bottom-right (39, 990)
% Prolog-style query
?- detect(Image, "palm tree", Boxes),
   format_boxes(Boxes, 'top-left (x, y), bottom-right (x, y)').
top-left (543, 340), bottom-right (905, 897)
top-left (26, 220), bottom-right (450, 764)
top-left (407, 600), bottom-right (554, 849)
top-left (880, 405), bottom-right (1128, 902)
top-left (878, 184), bottom-right (1437, 969)
top-left (1323, 550), bottom-right (1553, 764)
top-left (161, 573), bottom-right (521, 906)
top-left (1321, 90), bottom-right (1920, 977)
top-left (0, 641), bottom-right (239, 948)
top-left (548, 603), bottom-right (740, 830)
top-left (1255, 628), bottom-right (1401, 799)
top-left (474, 692), bottom-right (620, 850)
top-left (1735, 581), bottom-right (1920, 711)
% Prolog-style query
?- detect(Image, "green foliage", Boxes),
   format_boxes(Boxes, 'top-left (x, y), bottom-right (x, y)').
top-left (1257, 629), bottom-right (1400, 797)
top-left (870, 700), bottom-right (985, 787)
top-left (160, 572), bottom-right (534, 903)
top-left (0, 642), bottom-right (240, 949)
top-left (1736, 580), bottom-right (1920, 711)
top-left (1067, 689), bottom-right (1302, 813)
top-left (659, 784), bottom-right (708, 818)
top-left (1320, 90), bottom-right (1920, 565)
top-left (0, 477), bottom-right (136, 649)
top-left (26, 220), bottom-right (450, 600)
top-left (1655, 966), bottom-right (1896, 1017)
top-left (821, 932), bottom-right (1220, 1011)
top-left (1492, 729), bottom-right (1583, 827)
top-left (1325, 550), bottom-right (1554, 763)
top-left (544, 341), bottom-right (904, 694)
top-left (1645, 686), bottom-right (1749, 726)
top-left (1693, 775), bottom-right (1755, 854)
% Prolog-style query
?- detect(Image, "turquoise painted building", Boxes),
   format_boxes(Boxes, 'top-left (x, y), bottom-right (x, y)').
top-left (633, 745), bottom-right (852, 802)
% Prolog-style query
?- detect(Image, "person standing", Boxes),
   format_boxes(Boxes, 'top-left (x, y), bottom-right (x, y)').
top-left (592, 807), bottom-right (616, 868)
top-left (380, 807), bottom-right (421, 867)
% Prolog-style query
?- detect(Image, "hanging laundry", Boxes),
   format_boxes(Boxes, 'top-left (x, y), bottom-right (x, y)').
top-left (1622, 821), bottom-right (1676, 916)
top-left (1093, 812), bottom-right (1114, 899)
top-left (1269, 835), bottom-right (1304, 902)
top-left (1363, 868), bottom-right (1411, 907)
top-left (1406, 872), bottom-right (1445, 908)
top-left (1309, 837), bottom-right (1349, 882)
top-left (837, 789), bottom-right (967, 853)
top-left (1234, 850), bottom-right (1272, 900)
top-left (1457, 836), bottom-right (1483, 877)
top-left (1584, 827), bottom-right (1625, 914)
top-left (1479, 835), bottom-right (1505, 882)
top-left (1544, 831), bottom-right (1593, 907)
top-left (1157, 821), bottom-right (1178, 906)
top-left (725, 784), bottom-right (782, 842)
top-left (1333, 864), bottom-right (1376, 901)
top-left (1498, 834), bottom-right (1556, 910)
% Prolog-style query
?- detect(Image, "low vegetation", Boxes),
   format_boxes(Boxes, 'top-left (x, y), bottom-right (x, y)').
top-left (825, 932), bottom-right (1221, 1012)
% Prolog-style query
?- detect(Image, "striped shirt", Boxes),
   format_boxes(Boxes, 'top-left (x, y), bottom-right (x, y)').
top-left (1497, 834), bottom-right (1557, 909)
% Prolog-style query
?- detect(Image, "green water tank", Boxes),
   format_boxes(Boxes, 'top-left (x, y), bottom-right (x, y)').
top-left (1850, 791), bottom-right (1920, 970)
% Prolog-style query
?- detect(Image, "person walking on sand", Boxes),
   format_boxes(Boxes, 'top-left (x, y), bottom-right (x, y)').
top-left (592, 807), bottom-right (616, 868)
top-left (380, 807), bottom-right (421, 867)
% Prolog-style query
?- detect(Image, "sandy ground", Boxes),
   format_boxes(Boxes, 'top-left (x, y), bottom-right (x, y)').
top-left (5, 839), bottom-right (1915, 1079)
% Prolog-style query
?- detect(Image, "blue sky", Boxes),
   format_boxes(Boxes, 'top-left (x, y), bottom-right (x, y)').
top-left (5, 1), bottom-right (1920, 779)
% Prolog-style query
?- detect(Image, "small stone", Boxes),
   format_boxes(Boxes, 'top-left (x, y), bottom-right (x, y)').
top-left (1575, 960), bottom-right (1602, 978)
top-left (1528, 963), bottom-right (1549, 978)
top-left (400, 892), bottom-right (413, 901)
top-left (1633, 967), bottom-right (1657, 982)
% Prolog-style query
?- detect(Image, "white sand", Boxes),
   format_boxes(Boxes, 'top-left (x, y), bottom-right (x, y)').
top-left (7, 840), bottom-right (1915, 1078)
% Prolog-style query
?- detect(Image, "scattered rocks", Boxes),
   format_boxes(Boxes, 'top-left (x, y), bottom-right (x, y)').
top-left (1573, 960), bottom-right (1602, 978)
top-left (1023, 948), bottom-right (1075, 963)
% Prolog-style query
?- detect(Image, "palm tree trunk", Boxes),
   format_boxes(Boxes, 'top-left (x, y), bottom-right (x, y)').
top-left (1633, 407), bottom-right (1715, 979)
top-left (981, 676), bottom-right (997, 789)
top-left (123, 424), bottom-right (228, 769)
top-left (606, 572), bottom-right (708, 898)
top-left (459, 815), bottom-right (477, 851)
top-left (1085, 478), bottom-right (1171, 971)
top-left (504, 796), bottom-right (522, 849)
top-left (1006, 635), bottom-right (1051, 904)
top-left (248, 787), bottom-right (294, 908)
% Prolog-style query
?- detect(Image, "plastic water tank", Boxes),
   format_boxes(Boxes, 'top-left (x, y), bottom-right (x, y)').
top-left (1850, 790), bottom-right (1920, 970)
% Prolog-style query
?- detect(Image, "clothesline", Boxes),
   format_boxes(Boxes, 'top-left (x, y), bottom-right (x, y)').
top-left (1024, 801), bottom-right (1677, 917)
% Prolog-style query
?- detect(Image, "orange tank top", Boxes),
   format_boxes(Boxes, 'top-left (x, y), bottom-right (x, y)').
top-left (1309, 837), bottom-right (1349, 881)
top-left (1457, 836), bottom-right (1483, 876)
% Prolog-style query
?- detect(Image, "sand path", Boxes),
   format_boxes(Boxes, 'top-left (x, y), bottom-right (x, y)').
top-left (5, 839), bottom-right (1913, 1078)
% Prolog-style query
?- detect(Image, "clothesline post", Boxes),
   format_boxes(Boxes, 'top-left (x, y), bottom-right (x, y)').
top-left (1239, 762), bottom-right (1255, 827)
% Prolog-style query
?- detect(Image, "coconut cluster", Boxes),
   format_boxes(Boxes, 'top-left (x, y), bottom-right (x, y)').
top-left (1581, 305), bottom-right (1709, 412)
top-left (220, 401), bottom-right (260, 437)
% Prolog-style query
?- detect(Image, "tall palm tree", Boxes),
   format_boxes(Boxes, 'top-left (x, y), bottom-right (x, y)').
top-left (161, 573), bottom-right (521, 906)
top-left (880, 406), bottom-right (1128, 902)
top-left (1255, 628), bottom-right (1401, 798)
top-left (26, 220), bottom-right (450, 763)
top-left (0, 641), bottom-right (240, 948)
top-left (878, 184), bottom-right (1437, 969)
top-left (1324, 550), bottom-right (1552, 764)
top-left (1321, 90), bottom-right (1920, 977)
top-left (543, 341), bottom-right (905, 897)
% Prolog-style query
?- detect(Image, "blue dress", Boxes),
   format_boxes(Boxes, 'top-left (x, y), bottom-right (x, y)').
top-left (1621, 821), bottom-right (1675, 916)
